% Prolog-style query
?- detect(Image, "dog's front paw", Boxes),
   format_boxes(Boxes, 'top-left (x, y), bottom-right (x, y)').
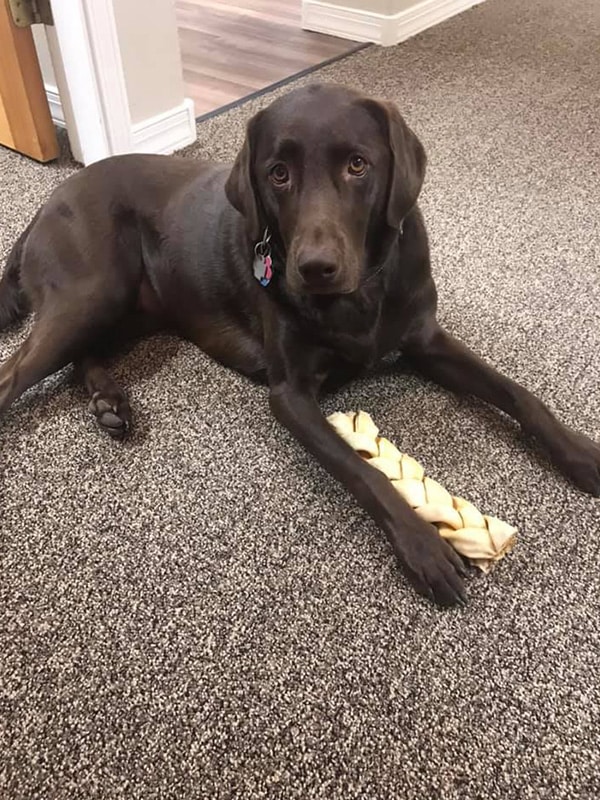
top-left (399, 522), bottom-right (468, 607)
top-left (88, 390), bottom-right (131, 440)
top-left (555, 429), bottom-right (600, 496)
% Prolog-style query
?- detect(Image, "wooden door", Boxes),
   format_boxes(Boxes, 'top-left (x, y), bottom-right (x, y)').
top-left (0, 0), bottom-right (59, 161)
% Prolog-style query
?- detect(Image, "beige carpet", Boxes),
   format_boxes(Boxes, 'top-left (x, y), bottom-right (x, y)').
top-left (1, 0), bottom-right (599, 797)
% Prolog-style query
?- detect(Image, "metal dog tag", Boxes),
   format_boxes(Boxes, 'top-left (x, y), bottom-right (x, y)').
top-left (253, 252), bottom-right (273, 287)
top-left (253, 228), bottom-right (273, 287)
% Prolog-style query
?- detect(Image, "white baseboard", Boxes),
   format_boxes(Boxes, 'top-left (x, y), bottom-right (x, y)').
top-left (393, 0), bottom-right (485, 43)
top-left (44, 87), bottom-right (197, 156)
top-left (45, 83), bottom-right (66, 129)
top-left (130, 98), bottom-right (197, 155)
top-left (303, 2), bottom-right (386, 43)
top-left (302, 0), bottom-right (485, 46)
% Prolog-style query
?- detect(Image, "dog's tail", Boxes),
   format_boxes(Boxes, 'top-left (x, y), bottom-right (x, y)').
top-left (0, 216), bottom-right (36, 331)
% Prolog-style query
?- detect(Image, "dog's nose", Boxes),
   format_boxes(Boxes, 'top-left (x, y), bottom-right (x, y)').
top-left (297, 255), bottom-right (338, 287)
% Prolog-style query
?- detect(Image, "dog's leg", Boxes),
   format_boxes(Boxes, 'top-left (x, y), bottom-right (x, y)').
top-left (73, 311), bottom-right (164, 440)
top-left (269, 383), bottom-right (467, 606)
top-left (76, 355), bottom-right (131, 440)
top-left (0, 306), bottom-right (116, 417)
top-left (403, 324), bottom-right (600, 495)
top-left (184, 316), bottom-right (266, 381)
top-left (0, 319), bottom-right (78, 414)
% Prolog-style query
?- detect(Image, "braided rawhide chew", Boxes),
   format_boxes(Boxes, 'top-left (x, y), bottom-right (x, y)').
top-left (328, 410), bottom-right (517, 573)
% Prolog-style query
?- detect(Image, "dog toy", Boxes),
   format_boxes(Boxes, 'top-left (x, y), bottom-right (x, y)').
top-left (328, 410), bottom-right (517, 573)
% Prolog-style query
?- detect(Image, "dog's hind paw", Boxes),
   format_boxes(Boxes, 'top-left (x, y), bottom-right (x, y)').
top-left (555, 429), bottom-right (600, 497)
top-left (88, 390), bottom-right (131, 440)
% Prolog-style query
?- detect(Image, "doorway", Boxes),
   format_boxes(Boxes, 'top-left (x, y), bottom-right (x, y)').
top-left (175, 0), bottom-right (360, 117)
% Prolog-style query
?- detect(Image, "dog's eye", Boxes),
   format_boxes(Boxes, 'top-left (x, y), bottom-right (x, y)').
top-left (348, 155), bottom-right (368, 176)
top-left (269, 163), bottom-right (290, 186)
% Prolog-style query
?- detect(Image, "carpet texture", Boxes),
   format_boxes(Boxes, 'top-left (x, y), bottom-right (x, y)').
top-left (1, 0), bottom-right (599, 797)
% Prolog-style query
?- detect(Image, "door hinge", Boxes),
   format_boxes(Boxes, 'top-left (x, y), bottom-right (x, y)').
top-left (8, 0), bottom-right (54, 27)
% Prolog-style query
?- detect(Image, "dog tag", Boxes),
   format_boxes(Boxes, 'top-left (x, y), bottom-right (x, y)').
top-left (253, 227), bottom-right (273, 287)
top-left (253, 252), bottom-right (273, 286)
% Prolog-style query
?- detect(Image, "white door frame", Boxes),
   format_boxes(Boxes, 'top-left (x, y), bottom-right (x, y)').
top-left (46, 0), bottom-right (131, 164)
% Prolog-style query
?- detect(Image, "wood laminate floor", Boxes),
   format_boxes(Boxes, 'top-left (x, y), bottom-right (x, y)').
top-left (175, 0), bottom-right (359, 117)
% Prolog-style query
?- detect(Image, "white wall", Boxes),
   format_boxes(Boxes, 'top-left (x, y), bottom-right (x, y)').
top-left (327, 0), bottom-right (418, 12)
top-left (113, 0), bottom-right (185, 126)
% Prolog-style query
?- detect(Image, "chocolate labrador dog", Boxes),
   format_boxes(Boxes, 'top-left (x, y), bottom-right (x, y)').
top-left (1, 84), bottom-right (598, 606)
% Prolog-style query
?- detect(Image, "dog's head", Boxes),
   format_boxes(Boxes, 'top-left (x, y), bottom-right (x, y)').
top-left (225, 83), bottom-right (426, 296)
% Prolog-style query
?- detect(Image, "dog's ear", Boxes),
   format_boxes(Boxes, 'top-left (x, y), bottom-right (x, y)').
top-left (361, 99), bottom-right (426, 229)
top-left (225, 110), bottom-right (265, 240)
